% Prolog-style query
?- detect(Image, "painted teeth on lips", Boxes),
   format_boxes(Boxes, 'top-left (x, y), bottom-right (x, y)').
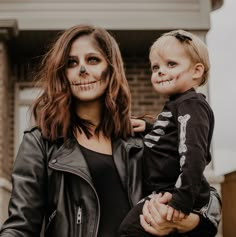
top-left (157, 78), bottom-right (172, 84)
top-left (71, 80), bottom-right (97, 85)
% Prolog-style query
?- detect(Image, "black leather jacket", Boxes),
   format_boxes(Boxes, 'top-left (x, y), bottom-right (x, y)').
top-left (0, 127), bottom-right (221, 237)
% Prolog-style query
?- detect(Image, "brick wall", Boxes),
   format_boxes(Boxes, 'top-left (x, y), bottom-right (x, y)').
top-left (0, 41), bottom-right (14, 224)
top-left (0, 42), bottom-right (14, 181)
top-left (125, 57), bottom-right (167, 118)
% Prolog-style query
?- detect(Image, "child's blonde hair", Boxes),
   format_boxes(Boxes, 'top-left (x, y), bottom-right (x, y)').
top-left (150, 29), bottom-right (210, 86)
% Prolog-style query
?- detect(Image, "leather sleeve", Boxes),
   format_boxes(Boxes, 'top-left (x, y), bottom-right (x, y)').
top-left (189, 186), bottom-right (222, 236)
top-left (0, 131), bottom-right (47, 237)
top-left (201, 186), bottom-right (222, 228)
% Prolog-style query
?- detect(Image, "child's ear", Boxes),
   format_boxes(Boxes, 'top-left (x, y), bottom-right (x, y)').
top-left (193, 63), bottom-right (204, 80)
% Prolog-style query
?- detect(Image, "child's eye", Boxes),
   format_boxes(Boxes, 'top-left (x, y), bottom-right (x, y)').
top-left (152, 65), bottom-right (159, 72)
top-left (168, 61), bottom-right (177, 67)
top-left (67, 58), bottom-right (78, 68)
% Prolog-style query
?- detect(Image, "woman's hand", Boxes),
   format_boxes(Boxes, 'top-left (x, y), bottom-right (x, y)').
top-left (140, 192), bottom-right (200, 235)
top-left (140, 193), bottom-right (175, 236)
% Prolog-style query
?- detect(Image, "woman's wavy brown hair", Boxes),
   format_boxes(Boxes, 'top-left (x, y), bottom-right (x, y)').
top-left (32, 24), bottom-right (132, 141)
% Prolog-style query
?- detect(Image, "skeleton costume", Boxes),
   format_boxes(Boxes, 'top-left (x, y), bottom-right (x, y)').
top-left (143, 88), bottom-right (213, 214)
top-left (119, 88), bottom-right (215, 237)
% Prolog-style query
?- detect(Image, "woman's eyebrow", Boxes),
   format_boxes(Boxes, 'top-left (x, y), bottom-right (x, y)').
top-left (86, 52), bottom-right (103, 57)
top-left (68, 55), bottom-right (78, 59)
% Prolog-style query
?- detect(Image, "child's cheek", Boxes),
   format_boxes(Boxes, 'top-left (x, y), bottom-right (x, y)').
top-left (151, 73), bottom-right (158, 84)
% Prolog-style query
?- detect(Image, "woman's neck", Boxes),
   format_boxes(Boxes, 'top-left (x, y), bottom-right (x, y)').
top-left (76, 100), bottom-right (102, 126)
top-left (75, 129), bottom-right (112, 155)
top-left (74, 100), bottom-right (112, 155)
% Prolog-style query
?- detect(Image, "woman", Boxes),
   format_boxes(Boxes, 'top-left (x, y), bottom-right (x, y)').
top-left (0, 24), bottom-right (221, 237)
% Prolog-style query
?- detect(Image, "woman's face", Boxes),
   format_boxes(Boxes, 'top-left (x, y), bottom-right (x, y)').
top-left (66, 35), bottom-right (109, 102)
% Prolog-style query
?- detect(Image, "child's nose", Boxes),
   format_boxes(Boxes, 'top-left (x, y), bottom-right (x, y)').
top-left (157, 65), bottom-right (167, 76)
top-left (158, 70), bottom-right (165, 76)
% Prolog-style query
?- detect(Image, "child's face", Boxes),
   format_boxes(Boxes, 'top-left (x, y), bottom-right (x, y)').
top-left (66, 35), bottom-right (109, 103)
top-left (150, 37), bottom-right (198, 96)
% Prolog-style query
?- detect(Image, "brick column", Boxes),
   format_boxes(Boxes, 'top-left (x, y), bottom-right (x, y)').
top-left (0, 19), bottom-right (18, 225)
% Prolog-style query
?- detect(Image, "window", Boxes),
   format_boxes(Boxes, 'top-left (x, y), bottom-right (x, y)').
top-left (14, 83), bottom-right (42, 158)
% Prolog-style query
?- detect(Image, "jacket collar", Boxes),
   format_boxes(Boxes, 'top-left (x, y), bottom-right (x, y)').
top-left (48, 136), bottom-right (141, 191)
top-left (112, 138), bottom-right (126, 190)
top-left (49, 137), bottom-right (93, 183)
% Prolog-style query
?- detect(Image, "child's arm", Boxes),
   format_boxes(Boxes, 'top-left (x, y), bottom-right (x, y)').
top-left (131, 118), bottom-right (146, 132)
top-left (168, 97), bottom-right (214, 215)
top-left (166, 205), bottom-right (187, 222)
top-left (131, 118), bottom-right (153, 134)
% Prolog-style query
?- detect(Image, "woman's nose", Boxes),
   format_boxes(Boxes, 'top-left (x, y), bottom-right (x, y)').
top-left (79, 65), bottom-right (87, 75)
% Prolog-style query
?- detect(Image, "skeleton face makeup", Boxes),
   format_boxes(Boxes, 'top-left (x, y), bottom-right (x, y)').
top-left (79, 65), bottom-right (87, 75)
top-left (150, 37), bottom-right (198, 96)
top-left (66, 35), bottom-right (109, 102)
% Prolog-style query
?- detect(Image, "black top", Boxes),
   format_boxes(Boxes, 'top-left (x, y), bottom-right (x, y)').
top-left (80, 145), bottom-right (130, 237)
top-left (143, 88), bottom-right (214, 214)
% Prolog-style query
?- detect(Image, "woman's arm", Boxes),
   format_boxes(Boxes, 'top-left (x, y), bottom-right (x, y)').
top-left (140, 195), bottom-right (180, 236)
top-left (179, 187), bottom-right (221, 236)
top-left (0, 131), bottom-right (46, 237)
top-left (140, 193), bottom-right (197, 236)
top-left (141, 189), bottom-right (221, 236)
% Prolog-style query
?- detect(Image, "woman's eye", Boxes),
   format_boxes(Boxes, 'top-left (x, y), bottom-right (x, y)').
top-left (88, 57), bottom-right (100, 64)
top-left (67, 59), bottom-right (78, 68)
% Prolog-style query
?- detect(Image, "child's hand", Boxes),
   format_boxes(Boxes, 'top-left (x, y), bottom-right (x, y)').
top-left (131, 118), bottom-right (146, 132)
top-left (166, 206), bottom-right (187, 222)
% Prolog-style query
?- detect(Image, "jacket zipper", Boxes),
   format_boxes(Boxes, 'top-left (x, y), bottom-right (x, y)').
top-left (45, 210), bottom-right (57, 232)
top-left (76, 206), bottom-right (82, 237)
top-left (48, 164), bottom-right (100, 237)
top-left (77, 206), bottom-right (82, 224)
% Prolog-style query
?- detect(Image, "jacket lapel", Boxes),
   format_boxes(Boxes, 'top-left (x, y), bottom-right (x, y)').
top-left (112, 138), bottom-right (127, 191)
top-left (49, 138), bottom-right (93, 183)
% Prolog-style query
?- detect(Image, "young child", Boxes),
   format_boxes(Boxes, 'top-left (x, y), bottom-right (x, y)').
top-left (119, 29), bottom-right (214, 236)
